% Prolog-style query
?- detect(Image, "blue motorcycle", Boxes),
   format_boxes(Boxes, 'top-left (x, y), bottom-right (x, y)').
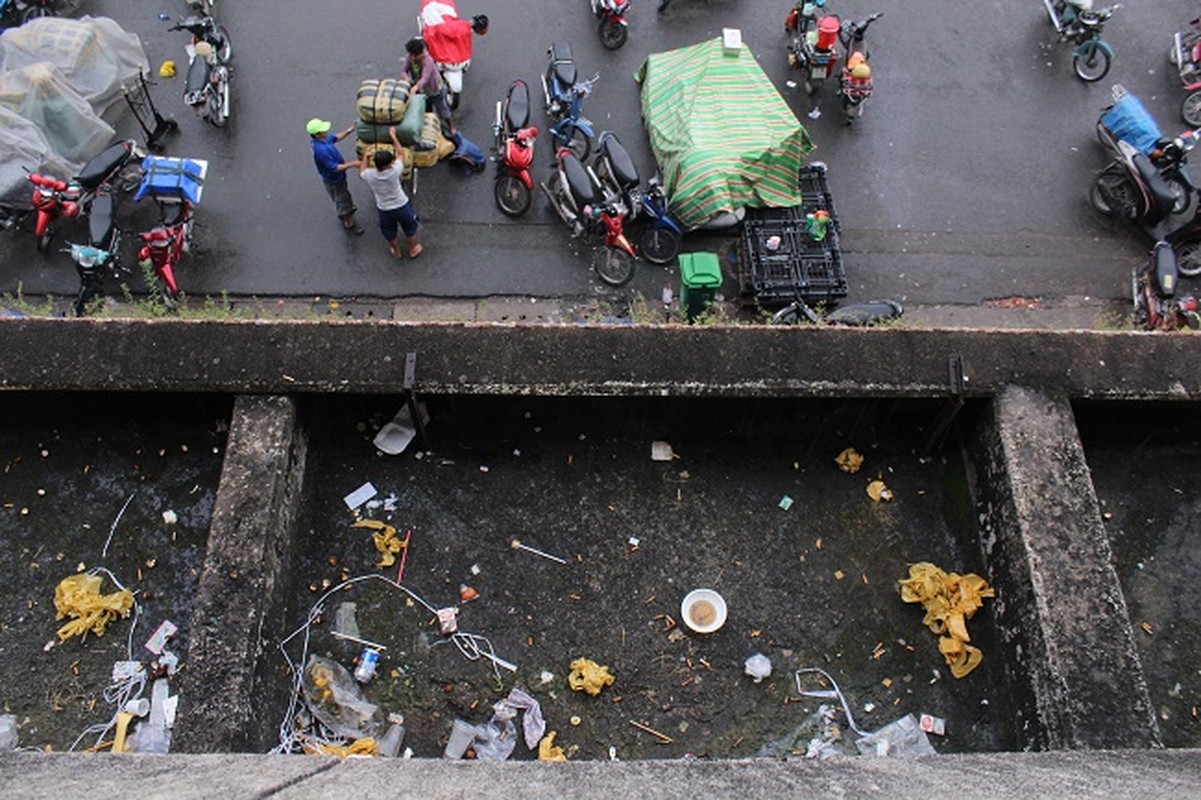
top-left (1043, 0), bottom-right (1120, 82)
top-left (594, 131), bottom-right (683, 265)
top-left (541, 41), bottom-right (597, 160)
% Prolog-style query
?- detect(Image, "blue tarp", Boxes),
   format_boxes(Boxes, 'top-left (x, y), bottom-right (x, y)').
top-left (1101, 94), bottom-right (1163, 155)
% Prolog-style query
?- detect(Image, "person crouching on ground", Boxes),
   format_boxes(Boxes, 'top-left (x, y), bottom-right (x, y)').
top-left (402, 37), bottom-right (454, 135)
top-left (359, 126), bottom-right (423, 260)
top-left (307, 117), bottom-right (364, 234)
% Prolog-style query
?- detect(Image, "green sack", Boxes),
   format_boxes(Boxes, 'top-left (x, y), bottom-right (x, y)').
top-left (396, 95), bottom-right (427, 147)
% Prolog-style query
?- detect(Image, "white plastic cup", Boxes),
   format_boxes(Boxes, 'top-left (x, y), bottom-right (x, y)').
top-left (766, 235), bottom-right (781, 251)
top-left (443, 719), bottom-right (476, 759)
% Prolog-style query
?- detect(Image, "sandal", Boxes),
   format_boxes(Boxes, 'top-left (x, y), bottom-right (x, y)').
top-left (408, 244), bottom-right (424, 259)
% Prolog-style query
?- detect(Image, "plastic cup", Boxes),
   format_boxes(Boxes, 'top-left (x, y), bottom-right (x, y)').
top-left (443, 719), bottom-right (476, 759)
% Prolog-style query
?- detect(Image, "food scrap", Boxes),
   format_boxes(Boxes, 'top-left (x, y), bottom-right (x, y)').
top-left (866, 479), bottom-right (894, 502)
top-left (538, 731), bottom-right (568, 761)
top-left (568, 658), bottom-right (615, 696)
top-left (898, 562), bottom-right (995, 678)
top-left (836, 447), bottom-right (864, 474)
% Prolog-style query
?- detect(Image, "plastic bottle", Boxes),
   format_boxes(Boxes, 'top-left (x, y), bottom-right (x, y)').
top-left (806, 210), bottom-right (830, 241)
top-left (377, 716), bottom-right (406, 757)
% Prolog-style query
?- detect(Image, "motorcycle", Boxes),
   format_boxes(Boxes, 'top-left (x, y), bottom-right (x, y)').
top-left (186, 0), bottom-right (214, 15)
top-left (169, 12), bottom-right (232, 126)
top-left (418, 0), bottom-right (488, 111)
top-left (1132, 240), bottom-right (1200, 331)
top-left (785, 1), bottom-right (842, 95)
top-left (1091, 86), bottom-right (1198, 230)
top-left (1169, 16), bottom-right (1201, 127)
top-left (0, 0), bottom-right (57, 27)
top-left (63, 242), bottom-right (120, 317)
top-left (1042, 0), bottom-right (1119, 82)
top-left (540, 146), bottom-right (637, 287)
top-left (541, 41), bottom-right (597, 160)
top-left (25, 139), bottom-right (143, 252)
top-left (590, 0), bottom-right (630, 51)
top-left (492, 79), bottom-right (539, 216)
top-left (133, 156), bottom-right (207, 303)
top-left (593, 131), bottom-right (682, 265)
top-left (836, 12), bottom-right (881, 124)
top-left (771, 297), bottom-right (903, 326)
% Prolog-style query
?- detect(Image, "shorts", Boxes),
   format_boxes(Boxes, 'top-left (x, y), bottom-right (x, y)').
top-left (377, 201), bottom-right (419, 240)
top-left (323, 179), bottom-right (356, 218)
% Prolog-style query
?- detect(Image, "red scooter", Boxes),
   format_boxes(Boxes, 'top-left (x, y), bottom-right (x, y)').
top-left (492, 79), bottom-right (538, 216)
top-left (26, 140), bottom-right (142, 252)
top-left (133, 155), bottom-right (207, 304)
top-left (590, 0), bottom-right (629, 50)
top-left (1133, 240), bottom-right (1200, 331)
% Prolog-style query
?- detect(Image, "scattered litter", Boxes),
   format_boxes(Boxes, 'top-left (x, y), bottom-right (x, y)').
top-left (899, 562), bottom-right (995, 678)
top-left (123, 698), bottom-right (150, 718)
top-left (628, 535), bottom-right (641, 548)
top-left (352, 520), bottom-right (408, 568)
top-left (808, 106), bottom-right (822, 119)
top-left (778, 495), bottom-right (794, 511)
top-left (539, 731), bottom-right (568, 761)
top-left (568, 658), bottom-right (615, 696)
top-left (629, 719), bottom-right (673, 744)
top-left (343, 482), bottom-right (378, 511)
top-left (459, 584), bottom-right (480, 603)
top-left (836, 447), bottom-right (864, 474)
top-left (510, 538), bottom-right (567, 565)
top-left (854, 713), bottom-right (937, 757)
top-left (373, 403), bottom-right (428, 455)
top-left (443, 718), bottom-right (476, 759)
top-left (470, 563), bottom-right (481, 575)
top-left (54, 571), bottom-right (134, 641)
top-left (101, 493), bottom-right (136, 558)
top-left (436, 607), bottom-right (459, 635)
top-left (377, 714), bottom-right (407, 757)
top-left (303, 737), bottom-right (378, 758)
top-left (353, 648), bottom-right (381, 683)
top-left (680, 588), bottom-right (727, 634)
top-left (919, 713), bottom-right (946, 736)
top-left (539, 670), bottom-right (555, 685)
top-left (863, 702), bottom-right (877, 713)
top-left (501, 687), bottom-right (546, 749)
top-left (334, 602), bottom-right (360, 640)
top-left (570, 715), bottom-right (582, 726)
top-left (144, 619), bottom-right (178, 655)
top-left (161, 509), bottom-right (178, 525)
top-left (0, 715), bottom-right (17, 750)
top-left (745, 653), bottom-right (773, 683)
top-left (650, 441), bottom-right (677, 461)
top-left (301, 655), bottom-right (383, 739)
top-left (866, 480), bottom-right (894, 502)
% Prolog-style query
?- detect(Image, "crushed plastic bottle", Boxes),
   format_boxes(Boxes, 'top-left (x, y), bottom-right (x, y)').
top-left (0, 715), bottom-right (18, 750)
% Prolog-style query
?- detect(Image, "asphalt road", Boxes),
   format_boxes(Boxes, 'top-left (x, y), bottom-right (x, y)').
top-left (1, 0), bottom-right (1197, 311)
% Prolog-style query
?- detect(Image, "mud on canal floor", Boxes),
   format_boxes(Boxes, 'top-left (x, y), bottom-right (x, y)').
top-left (1077, 401), bottom-right (1201, 749)
top-left (0, 393), bottom-right (230, 751)
top-left (275, 396), bottom-right (1015, 760)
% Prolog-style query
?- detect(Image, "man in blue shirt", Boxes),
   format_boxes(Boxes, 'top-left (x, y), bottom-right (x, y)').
top-left (307, 117), bottom-right (364, 234)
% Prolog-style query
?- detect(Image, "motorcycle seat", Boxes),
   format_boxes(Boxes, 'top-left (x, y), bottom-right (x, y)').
top-left (562, 152), bottom-right (596, 207)
top-left (601, 135), bottom-right (639, 191)
top-left (76, 142), bottom-right (130, 191)
top-left (550, 41), bottom-right (576, 87)
top-left (86, 192), bottom-right (116, 246)
top-left (1133, 152), bottom-right (1180, 211)
top-left (185, 55), bottom-right (211, 102)
top-left (506, 80), bottom-right (530, 132)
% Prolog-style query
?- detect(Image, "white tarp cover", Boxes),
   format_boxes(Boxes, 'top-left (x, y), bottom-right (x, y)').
top-left (0, 16), bottom-right (148, 208)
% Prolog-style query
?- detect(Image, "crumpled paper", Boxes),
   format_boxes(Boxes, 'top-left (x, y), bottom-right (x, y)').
top-left (898, 562), bottom-right (994, 678)
top-left (568, 658), bottom-right (615, 696)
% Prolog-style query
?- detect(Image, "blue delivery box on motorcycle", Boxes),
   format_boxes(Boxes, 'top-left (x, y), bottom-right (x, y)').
top-left (133, 156), bottom-right (206, 205)
top-left (1101, 93), bottom-right (1163, 155)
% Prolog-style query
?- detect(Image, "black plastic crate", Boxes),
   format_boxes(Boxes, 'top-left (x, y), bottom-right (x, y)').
top-left (740, 220), bottom-right (847, 308)
top-left (797, 164), bottom-right (840, 232)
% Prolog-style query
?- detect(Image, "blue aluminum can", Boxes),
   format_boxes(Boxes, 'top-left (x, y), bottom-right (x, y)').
top-left (354, 648), bottom-right (380, 683)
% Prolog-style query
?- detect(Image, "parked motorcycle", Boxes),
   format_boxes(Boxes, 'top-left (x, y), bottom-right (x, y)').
top-left (0, 0), bottom-right (57, 27)
top-left (63, 242), bottom-right (120, 317)
top-left (492, 79), bottom-right (539, 216)
top-left (540, 146), bottom-right (636, 287)
top-left (185, 0), bottom-right (213, 14)
top-left (1132, 240), bottom-right (1200, 331)
top-left (169, 12), bottom-right (232, 126)
top-left (1091, 85), bottom-right (1198, 231)
top-left (836, 12), bottom-right (881, 124)
top-left (541, 41), bottom-right (597, 160)
top-left (1042, 0), bottom-right (1119, 82)
top-left (418, 0), bottom-right (488, 111)
top-left (590, 0), bottom-right (630, 50)
top-left (1169, 16), bottom-right (1201, 126)
top-left (771, 297), bottom-right (903, 326)
top-left (786, 0), bottom-right (841, 95)
top-left (133, 156), bottom-right (207, 303)
top-left (593, 131), bottom-right (682, 264)
top-left (25, 139), bottom-right (143, 252)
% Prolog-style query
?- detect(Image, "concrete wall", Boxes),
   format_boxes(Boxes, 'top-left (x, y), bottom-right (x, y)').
top-left (965, 387), bottom-right (1160, 750)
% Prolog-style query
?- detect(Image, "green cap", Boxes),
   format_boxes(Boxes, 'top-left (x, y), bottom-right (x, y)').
top-left (306, 118), bottom-right (332, 136)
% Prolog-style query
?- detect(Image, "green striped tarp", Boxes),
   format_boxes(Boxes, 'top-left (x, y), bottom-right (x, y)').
top-left (635, 38), bottom-right (815, 231)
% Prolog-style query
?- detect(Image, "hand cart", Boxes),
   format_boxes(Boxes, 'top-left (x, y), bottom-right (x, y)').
top-left (121, 71), bottom-right (178, 152)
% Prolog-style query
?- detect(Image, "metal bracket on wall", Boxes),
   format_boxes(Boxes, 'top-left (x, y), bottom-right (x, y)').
top-left (924, 355), bottom-right (967, 454)
top-left (403, 351), bottom-right (429, 449)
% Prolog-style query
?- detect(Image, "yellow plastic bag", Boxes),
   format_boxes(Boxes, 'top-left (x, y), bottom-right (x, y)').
top-left (898, 562), bottom-right (994, 678)
top-left (53, 572), bottom-right (134, 641)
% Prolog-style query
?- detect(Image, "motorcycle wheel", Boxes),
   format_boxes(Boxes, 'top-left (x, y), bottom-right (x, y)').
top-left (35, 229), bottom-right (53, 253)
top-left (563, 126), bottom-right (591, 161)
top-left (1182, 91), bottom-right (1201, 127)
top-left (594, 246), bottom-right (635, 287)
top-left (599, 18), bottom-right (628, 50)
top-left (638, 225), bottom-right (681, 265)
top-left (19, 5), bottom-right (52, 22)
top-left (208, 89), bottom-right (228, 127)
top-left (214, 26), bottom-right (233, 63)
top-left (495, 175), bottom-right (531, 217)
top-left (1090, 168), bottom-right (1138, 221)
top-left (1175, 240), bottom-right (1201, 278)
top-left (1073, 41), bottom-right (1111, 82)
